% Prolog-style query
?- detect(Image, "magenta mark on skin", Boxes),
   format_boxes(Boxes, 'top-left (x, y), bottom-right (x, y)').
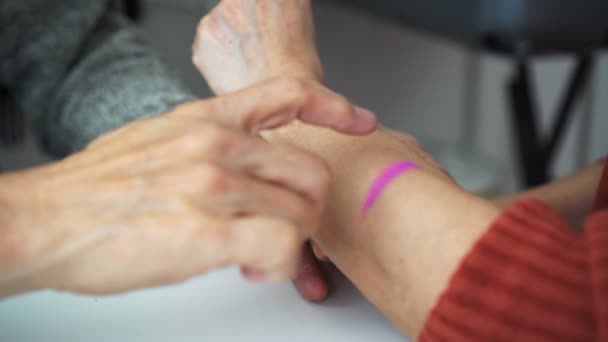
top-left (361, 161), bottom-right (419, 218)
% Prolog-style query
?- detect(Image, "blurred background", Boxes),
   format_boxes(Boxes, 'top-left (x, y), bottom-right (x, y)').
top-left (1, 0), bottom-right (607, 195)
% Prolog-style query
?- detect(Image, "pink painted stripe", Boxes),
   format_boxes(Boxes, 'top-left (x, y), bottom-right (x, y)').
top-left (361, 161), bottom-right (419, 217)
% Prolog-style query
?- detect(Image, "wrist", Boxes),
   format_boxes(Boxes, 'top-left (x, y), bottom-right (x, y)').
top-left (269, 56), bottom-right (324, 83)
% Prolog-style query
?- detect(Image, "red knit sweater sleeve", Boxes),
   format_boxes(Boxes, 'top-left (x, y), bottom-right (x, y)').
top-left (420, 160), bottom-right (608, 342)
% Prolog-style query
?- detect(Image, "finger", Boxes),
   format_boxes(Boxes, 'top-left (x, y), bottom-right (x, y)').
top-left (201, 174), bottom-right (321, 234)
top-left (229, 216), bottom-right (303, 282)
top-left (144, 157), bottom-right (322, 234)
top-left (292, 243), bottom-right (329, 302)
top-left (141, 124), bottom-right (332, 212)
top-left (226, 134), bottom-right (332, 206)
top-left (178, 78), bottom-right (377, 135)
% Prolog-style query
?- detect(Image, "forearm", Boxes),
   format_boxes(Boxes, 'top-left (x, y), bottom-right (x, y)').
top-left (266, 124), bottom-right (500, 336)
top-left (253, 57), bottom-right (500, 336)
top-left (494, 159), bottom-right (605, 227)
top-left (0, 172), bottom-right (46, 299)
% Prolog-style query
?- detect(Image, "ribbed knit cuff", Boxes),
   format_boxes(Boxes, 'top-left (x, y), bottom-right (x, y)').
top-left (420, 200), bottom-right (597, 341)
top-left (593, 158), bottom-right (608, 212)
top-left (587, 210), bottom-right (608, 341)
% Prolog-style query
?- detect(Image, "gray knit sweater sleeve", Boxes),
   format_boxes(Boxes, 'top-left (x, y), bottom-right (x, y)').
top-left (0, 0), bottom-right (197, 157)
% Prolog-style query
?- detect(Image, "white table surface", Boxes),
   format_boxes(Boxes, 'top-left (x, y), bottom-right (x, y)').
top-left (0, 267), bottom-right (407, 342)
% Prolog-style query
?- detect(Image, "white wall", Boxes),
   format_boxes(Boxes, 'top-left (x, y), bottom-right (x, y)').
top-left (140, 1), bottom-right (608, 191)
top-left (2, 1), bottom-right (606, 192)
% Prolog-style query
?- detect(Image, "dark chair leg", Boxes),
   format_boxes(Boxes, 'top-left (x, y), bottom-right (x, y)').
top-left (508, 58), bottom-right (548, 187)
top-left (544, 54), bottom-right (594, 163)
top-left (507, 54), bottom-right (595, 188)
top-left (123, 0), bottom-right (142, 22)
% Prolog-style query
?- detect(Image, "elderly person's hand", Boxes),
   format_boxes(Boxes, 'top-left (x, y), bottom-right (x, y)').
top-left (0, 78), bottom-right (375, 298)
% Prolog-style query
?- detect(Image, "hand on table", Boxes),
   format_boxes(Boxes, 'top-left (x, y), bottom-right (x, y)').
top-left (0, 78), bottom-right (375, 298)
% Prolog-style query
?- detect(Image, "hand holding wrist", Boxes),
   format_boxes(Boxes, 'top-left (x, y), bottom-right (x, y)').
top-left (267, 125), bottom-right (501, 335)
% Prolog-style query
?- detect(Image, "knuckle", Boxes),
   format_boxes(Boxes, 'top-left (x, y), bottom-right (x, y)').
top-left (201, 122), bottom-right (229, 142)
top-left (188, 123), bottom-right (234, 155)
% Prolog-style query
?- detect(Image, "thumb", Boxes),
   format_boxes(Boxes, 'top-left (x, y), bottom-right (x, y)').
top-left (196, 77), bottom-right (377, 135)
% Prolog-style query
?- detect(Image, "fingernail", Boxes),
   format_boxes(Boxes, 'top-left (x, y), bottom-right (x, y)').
top-left (352, 106), bottom-right (377, 133)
